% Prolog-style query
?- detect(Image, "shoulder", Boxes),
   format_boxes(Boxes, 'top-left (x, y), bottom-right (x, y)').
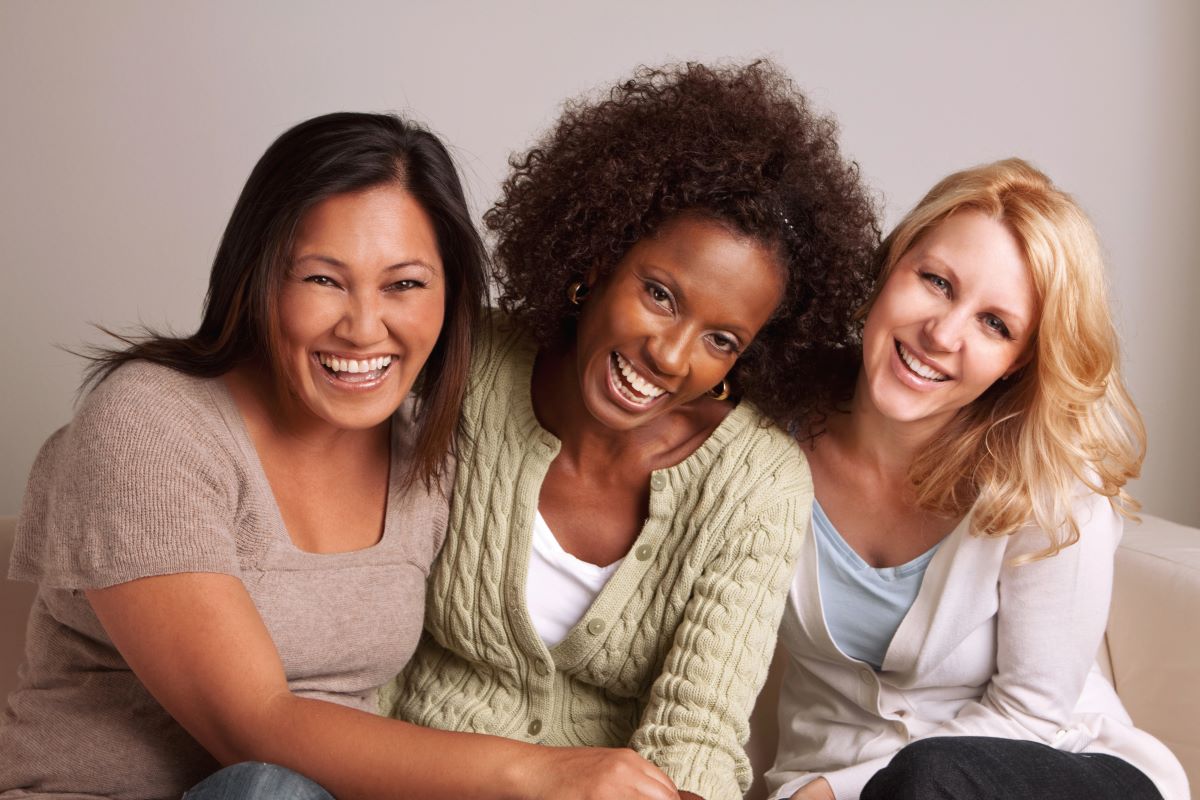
top-left (462, 309), bottom-right (538, 419)
top-left (13, 362), bottom-right (244, 587)
top-left (68, 360), bottom-right (238, 484)
top-left (80, 360), bottom-right (223, 430)
top-left (471, 308), bottom-right (535, 374)
top-left (680, 402), bottom-right (812, 554)
top-left (1002, 484), bottom-right (1123, 563)
top-left (709, 401), bottom-right (812, 504)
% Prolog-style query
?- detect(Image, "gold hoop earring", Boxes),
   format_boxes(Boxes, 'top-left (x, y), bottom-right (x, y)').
top-left (567, 281), bottom-right (589, 306)
top-left (708, 380), bottom-right (730, 401)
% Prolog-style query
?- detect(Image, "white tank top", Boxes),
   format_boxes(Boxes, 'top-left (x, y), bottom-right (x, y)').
top-left (525, 510), bottom-right (623, 647)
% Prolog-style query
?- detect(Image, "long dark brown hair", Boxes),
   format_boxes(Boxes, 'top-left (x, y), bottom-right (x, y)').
top-left (86, 111), bottom-right (488, 487)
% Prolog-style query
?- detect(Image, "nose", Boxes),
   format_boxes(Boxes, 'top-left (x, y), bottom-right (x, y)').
top-left (645, 323), bottom-right (690, 378)
top-left (921, 307), bottom-right (968, 353)
top-left (332, 289), bottom-right (387, 347)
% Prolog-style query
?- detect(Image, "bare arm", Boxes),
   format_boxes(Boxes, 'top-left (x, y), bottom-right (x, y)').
top-left (88, 572), bottom-right (678, 800)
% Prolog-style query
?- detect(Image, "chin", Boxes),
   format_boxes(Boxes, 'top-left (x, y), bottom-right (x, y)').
top-left (308, 393), bottom-right (402, 431)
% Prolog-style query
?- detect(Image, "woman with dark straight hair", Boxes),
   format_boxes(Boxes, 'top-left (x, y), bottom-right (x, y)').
top-left (2, 112), bottom-right (672, 800)
top-left (82, 111), bottom-right (485, 486)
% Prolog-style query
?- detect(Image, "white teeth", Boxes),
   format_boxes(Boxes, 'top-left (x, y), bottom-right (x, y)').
top-left (318, 353), bottom-right (393, 375)
top-left (897, 342), bottom-right (948, 382)
top-left (613, 352), bottom-right (666, 401)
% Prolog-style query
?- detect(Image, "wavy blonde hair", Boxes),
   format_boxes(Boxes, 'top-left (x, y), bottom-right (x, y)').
top-left (869, 158), bottom-right (1145, 556)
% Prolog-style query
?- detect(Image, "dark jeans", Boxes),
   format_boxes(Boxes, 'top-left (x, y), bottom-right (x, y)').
top-left (183, 763), bottom-right (334, 800)
top-left (861, 737), bottom-right (1163, 800)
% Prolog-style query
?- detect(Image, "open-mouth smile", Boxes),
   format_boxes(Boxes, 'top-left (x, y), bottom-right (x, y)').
top-left (895, 341), bottom-right (949, 383)
top-left (315, 352), bottom-right (395, 387)
top-left (609, 351), bottom-right (668, 407)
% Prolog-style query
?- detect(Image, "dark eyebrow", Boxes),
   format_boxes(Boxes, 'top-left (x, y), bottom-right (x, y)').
top-left (293, 254), bottom-right (436, 272)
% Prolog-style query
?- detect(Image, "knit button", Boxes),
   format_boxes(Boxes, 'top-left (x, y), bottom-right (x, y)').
top-left (534, 661), bottom-right (550, 676)
top-left (650, 473), bottom-right (667, 491)
top-left (859, 670), bottom-right (873, 685)
top-left (586, 618), bottom-right (606, 635)
top-left (528, 719), bottom-right (542, 736)
top-left (635, 544), bottom-right (653, 561)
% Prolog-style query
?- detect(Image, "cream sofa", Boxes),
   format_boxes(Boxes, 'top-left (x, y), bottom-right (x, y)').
top-left (3, 514), bottom-right (1198, 798)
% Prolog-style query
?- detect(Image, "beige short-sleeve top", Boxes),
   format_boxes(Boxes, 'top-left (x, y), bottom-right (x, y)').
top-left (1, 361), bottom-right (449, 800)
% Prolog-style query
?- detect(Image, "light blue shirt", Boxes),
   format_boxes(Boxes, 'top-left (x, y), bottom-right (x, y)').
top-left (813, 499), bottom-right (941, 671)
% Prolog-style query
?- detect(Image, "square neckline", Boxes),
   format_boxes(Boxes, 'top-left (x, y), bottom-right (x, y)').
top-left (207, 374), bottom-right (406, 561)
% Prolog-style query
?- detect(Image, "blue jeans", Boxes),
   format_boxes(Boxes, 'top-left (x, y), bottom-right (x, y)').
top-left (183, 763), bottom-right (334, 800)
top-left (861, 736), bottom-right (1163, 800)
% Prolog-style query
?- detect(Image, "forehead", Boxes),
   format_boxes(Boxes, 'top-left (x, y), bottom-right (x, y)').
top-left (907, 211), bottom-right (1036, 318)
top-left (622, 216), bottom-right (785, 328)
top-left (293, 185), bottom-right (440, 262)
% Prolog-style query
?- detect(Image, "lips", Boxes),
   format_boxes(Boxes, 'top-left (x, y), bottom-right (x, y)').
top-left (609, 352), bottom-right (667, 406)
top-left (315, 352), bottom-right (395, 385)
top-left (895, 341), bottom-right (949, 382)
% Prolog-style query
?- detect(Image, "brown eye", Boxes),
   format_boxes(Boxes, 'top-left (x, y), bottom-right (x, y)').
top-left (708, 333), bottom-right (739, 354)
top-left (645, 281), bottom-right (673, 309)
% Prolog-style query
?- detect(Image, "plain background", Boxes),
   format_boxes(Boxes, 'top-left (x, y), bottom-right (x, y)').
top-left (2, 0), bottom-right (1197, 526)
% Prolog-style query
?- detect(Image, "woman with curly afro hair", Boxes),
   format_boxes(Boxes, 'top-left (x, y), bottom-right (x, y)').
top-left (385, 61), bottom-right (879, 800)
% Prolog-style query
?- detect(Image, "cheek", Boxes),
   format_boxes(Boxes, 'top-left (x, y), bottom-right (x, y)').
top-left (276, 289), bottom-right (324, 355)
top-left (395, 289), bottom-right (448, 350)
top-left (859, 306), bottom-right (890, 358)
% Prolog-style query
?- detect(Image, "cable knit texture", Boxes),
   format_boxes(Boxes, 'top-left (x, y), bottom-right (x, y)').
top-left (383, 315), bottom-right (811, 800)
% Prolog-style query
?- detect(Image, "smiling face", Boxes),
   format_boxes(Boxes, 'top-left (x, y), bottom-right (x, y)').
top-left (275, 183), bottom-right (445, 432)
top-left (571, 214), bottom-right (785, 432)
top-left (859, 210), bottom-right (1038, 432)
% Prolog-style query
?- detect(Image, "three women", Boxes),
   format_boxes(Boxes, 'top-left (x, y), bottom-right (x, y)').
top-left (1, 64), bottom-right (1184, 800)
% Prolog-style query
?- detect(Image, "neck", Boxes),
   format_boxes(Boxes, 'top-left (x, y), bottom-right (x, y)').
top-left (837, 371), bottom-right (949, 479)
top-left (224, 362), bottom-right (388, 456)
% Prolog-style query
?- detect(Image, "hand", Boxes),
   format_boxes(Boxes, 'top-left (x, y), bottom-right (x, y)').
top-left (791, 777), bottom-right (834, 800)
top-left (521, 745), bottom-right (679, 800)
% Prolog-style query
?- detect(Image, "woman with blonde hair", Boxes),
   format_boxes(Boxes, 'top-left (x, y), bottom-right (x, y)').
top-left (767, 159), bottom-right (1188, 800)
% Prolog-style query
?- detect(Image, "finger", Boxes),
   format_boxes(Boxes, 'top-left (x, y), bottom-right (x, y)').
top-left (641, 763), bottom-right (678, 795)
top-left (640, 777), bottom-right (680, 800)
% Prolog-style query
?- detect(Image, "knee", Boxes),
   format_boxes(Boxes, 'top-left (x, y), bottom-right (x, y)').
top-left (862, 738), bottom-right (976, 800)
top-left (186, 762), bottom-right (334, 800)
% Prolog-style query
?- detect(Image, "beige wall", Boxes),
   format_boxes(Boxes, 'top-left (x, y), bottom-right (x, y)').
top-left (2, 0), bottom-right (1197, 525)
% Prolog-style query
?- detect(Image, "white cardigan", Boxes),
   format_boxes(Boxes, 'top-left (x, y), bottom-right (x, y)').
top-left (766, 490), bottom-right (1189, 800)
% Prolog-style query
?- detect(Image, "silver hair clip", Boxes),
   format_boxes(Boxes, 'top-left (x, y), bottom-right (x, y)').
top-left (778, 209), bottom-right (798, 239)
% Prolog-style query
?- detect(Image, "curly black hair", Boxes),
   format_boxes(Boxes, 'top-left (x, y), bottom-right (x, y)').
top-left (484, 61), bottom-right (880, 431)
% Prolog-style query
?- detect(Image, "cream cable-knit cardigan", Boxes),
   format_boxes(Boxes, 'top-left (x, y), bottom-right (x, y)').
top-left (384, 316), bottom-right (812, 800)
